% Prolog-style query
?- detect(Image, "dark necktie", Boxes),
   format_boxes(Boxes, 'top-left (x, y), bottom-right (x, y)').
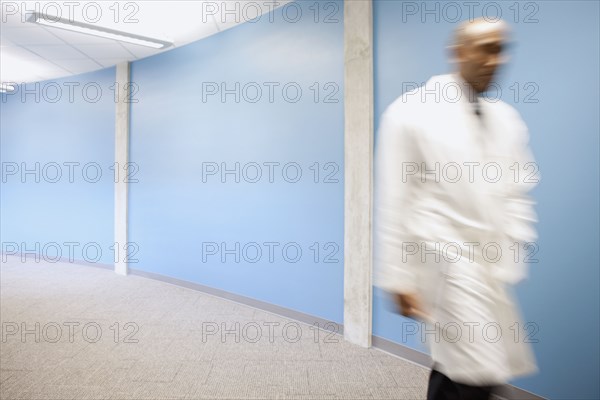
top-left (473, 96), bottom-right (482, 118)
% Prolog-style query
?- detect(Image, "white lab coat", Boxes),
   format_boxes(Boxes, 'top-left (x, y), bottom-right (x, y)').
top-left (374, 74), bottom-right (539, 385)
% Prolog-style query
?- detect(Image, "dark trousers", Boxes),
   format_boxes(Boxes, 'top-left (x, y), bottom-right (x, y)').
top-left (427, 368), bottom-right (498, 400)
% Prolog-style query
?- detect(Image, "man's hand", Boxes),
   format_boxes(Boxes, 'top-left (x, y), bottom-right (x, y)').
top-left (394, 292), bottom-right (430, 321)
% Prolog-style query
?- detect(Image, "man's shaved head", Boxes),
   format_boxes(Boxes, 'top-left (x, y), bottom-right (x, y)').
top-left (451, 18), bottom-right (511, 93)
top-left (454, 18), bottom-right (509, 47)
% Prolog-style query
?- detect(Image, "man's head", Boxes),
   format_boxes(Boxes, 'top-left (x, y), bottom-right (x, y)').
top-left (451, 18), bottom-right (510, 93)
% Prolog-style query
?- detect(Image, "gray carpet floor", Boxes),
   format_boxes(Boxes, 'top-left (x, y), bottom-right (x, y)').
top-left (0, 256), bottom-right (430, 399)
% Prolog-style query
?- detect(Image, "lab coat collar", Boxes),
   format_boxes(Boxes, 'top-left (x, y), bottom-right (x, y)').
top-left (448, 72), bottom-right (481, 104)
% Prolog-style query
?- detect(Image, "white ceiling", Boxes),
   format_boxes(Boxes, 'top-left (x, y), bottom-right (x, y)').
top-left (0, 0), bottom-right (287, 84)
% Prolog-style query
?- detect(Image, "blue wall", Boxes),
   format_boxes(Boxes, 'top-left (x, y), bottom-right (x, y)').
top-left (372, 1), bottom-right (600, 399)
top-left (1, 67), bottom-right (115, 265)
top-left (128, 1), bottom-right (345, 322)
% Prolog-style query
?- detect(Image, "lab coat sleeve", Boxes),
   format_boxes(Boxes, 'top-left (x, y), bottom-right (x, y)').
top-left (498, 109), bottom-right (539, 284)
top-left (504, 111), bottom-right (539, 244)
top-left (373, 109), bottom-right (422, 295)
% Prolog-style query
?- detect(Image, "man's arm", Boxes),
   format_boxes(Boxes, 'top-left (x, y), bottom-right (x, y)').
top-left (498, 108), bottom-right (539, 284)
top-left (373, 108), bottom-right (428, 321)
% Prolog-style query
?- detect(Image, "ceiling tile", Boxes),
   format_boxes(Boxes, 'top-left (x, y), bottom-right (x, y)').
top-left (1, 55), bottom-right (70, 83)
top-left (73, 43), bottom-right (134, 59)
top-left (1, 45), bottom-right (47, 64)
top-left (0, 36), bottom-right (15, 46)
top-left (117, 42), bottom-right (163, 59)
top-left (53, 59), bottom-right (104, 74)
top-left (46, 26), bottom-right (128, 45)
top-left (0, 9), bottom-right (31, 29)
top-left (26, 44), bottom-right (89, 60)
top-left (2, 26), bottom-right (68, 45)
top-left (96, 58), bottom-right (131, 68)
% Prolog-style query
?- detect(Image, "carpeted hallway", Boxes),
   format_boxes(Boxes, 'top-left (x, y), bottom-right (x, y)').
top-left (0, 256), bottom-right (430, 399)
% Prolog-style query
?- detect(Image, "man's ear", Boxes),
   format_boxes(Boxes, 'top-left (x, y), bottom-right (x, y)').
top-left (447, 43), bottom-right (462, 64)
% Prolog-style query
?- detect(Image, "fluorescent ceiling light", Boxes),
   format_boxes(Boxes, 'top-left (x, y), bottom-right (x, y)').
top-left (0, 83), bottom-right (16, 93)
top-left (27, 13), bottom-right (172, 49)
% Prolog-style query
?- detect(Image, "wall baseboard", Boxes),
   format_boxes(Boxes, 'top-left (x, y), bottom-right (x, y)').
top-left (0, 253), bottom-right (113, 270)
top-left (129, 267), bottom-right (343, 335)
top-left (371, 336), bottom-right (544, 400)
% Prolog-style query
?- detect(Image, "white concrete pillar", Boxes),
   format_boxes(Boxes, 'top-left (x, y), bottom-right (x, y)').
top-left (343, 0), bottom-right (374, 348)
top-left (114, 62), bottom-right (130, 276)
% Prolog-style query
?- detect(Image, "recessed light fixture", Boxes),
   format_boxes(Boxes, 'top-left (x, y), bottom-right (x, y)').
top-left (0, 83), bottom-right (16, 93)
top-left (27, 12), bottom-right (172, 49)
